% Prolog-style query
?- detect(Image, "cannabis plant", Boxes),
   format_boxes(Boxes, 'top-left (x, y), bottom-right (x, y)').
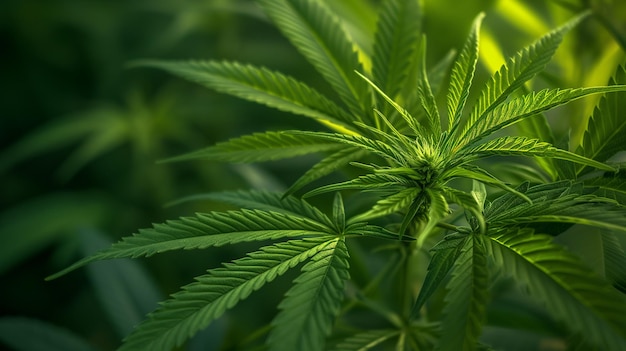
top-left (48, 0), bottom-right (626, 350)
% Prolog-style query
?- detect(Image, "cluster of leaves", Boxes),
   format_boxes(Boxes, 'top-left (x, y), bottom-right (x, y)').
top-left (49, 0), bottom-right (626, 350)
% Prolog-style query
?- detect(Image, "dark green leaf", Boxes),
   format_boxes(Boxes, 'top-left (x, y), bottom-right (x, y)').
top-left (372, 0), bottom-right (421, 100)
top-left (258, 0), bottom-right (368, 116)
top-left (576, 64), bottom-right (626, 175)
top-left (47, 209), bottom-right (333, 280)
top-left (437, 235), bottom-right (489, 351)
top-left (285, 147), bottom-right (367, 197)
top-left (0, 192), bottom-right (107, 275)
top-left (166, 189), bottom-right (333, 228)
top-left (138, 60), bottom-right (355, 128)
top-left (601, 231), bottom-right (626, 293)
top-left (411, 236), bottom-right (466, 318)
top-left (119, 238), bottom-right (332, 351)
top-left (267, 238), bottom-right (350, 351)
top-left (484, 229), bottom-right (626, 350)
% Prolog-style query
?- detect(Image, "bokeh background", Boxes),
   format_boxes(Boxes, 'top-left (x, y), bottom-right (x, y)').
top-left (1, 0), bottom-right (624, 350)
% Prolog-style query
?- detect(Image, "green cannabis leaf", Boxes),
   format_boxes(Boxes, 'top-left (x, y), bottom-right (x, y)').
top-left (47, 0), bottom-right (626, 350)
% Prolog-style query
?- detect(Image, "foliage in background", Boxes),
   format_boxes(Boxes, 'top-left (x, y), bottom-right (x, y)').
top-left (1, 0), bottom-right (626, 350)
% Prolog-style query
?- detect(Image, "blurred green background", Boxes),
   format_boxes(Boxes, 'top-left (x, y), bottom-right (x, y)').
top-left (0, 0), bottom-right (624, 350)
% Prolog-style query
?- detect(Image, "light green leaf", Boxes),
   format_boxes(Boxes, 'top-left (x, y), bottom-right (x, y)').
top-left (417, 36), bottom-right (442, 136)
top-left (356, 72), bottom-right (424, 137)
top-left (304, 173), bottom-right (415, 198)
top-left (285, 147), bottom-right (367, 197)
top-left (372, 0), bottom-right (421, 100)
top-left (289, 131), bottom-right (409, 165)
top-left (258, 0), bottom-right (368, 116)
top-left (118, 238), bottom-right (333, 351)
top-left (458, 136), bottom-right (614, 171)
top-left (47, 209), bottom-right (333, 280)
top-left (333, 193), bottom-right (346, 232)
top-left (428, 49), bottom-right (457, 97)
top-left (267, 237), bottom-right (350, 351)
top-left (484, 229), bottom-right (626, 350)
top-left (138, 60), bottom-right (354, 128)
top-left (331, 329), bottom-right (400, 351)
top-left (446, 13), bottom-right (484, 135)
top-left (515, 111), bottom-right (558, 180)
top-left (459, 86), bottom-right (626, 152)
top-left (354, 117), bottom-right (419, 157)
top-left (417, 188), bottom-right (449, 247)
top-left (441, 186), bottom-right (485, 232)
top-left (442, 165), bottom-right (531, 203)
top-left (166, 189), bottom-right (333, 228)
top-left (576, 64), bottom-right (626, 175)
top-left (0, 317), bottom-right (96, 351)
top-left (163, 131), bottom-right (341, 163)
top-left (437, 235), bottom-right (489, 351)
top-left (398, 193), bottom-right (427, 240)
top-left (471, 180), bottom-right (487, 212)
top-left (350, 187), bottom-right (420, 223)
top-left (463, 13), bottom-right (587, 140)
top-left (411, 236), bottom-right (466, 318)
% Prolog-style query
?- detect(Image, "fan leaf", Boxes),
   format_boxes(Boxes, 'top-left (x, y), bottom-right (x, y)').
top-left (167, 190), bottom-right (333, 228)
top-left (350, 187), bottom-right (420, 223)
top-left (462, 13), bottom-right (587, 140)
top-left (485, 182), bottom-right (626, 233)
top-left (584, 175), bottom-right (626, 205)
top-left (447, 13), bottom-right (484, 135)
top-left (459, 136), bottom-right (614, 171)
top-left (459, 86), bottom-right (626, 153)
top-left (437, 235), bottom-right (489, 351)
top-left (484, 229), bottom-right (626, 350)
top-left (372, 0), bottom-right (421, 101)
top-left (417, 37), bottom-right (442, 136)
top-left (442, 165), bottom-right (531, 203)
top-left (417, 188), bottom-right (450, 247)
top-left (304, 173), bottom-right (415, 198)
top-left (441, 186), bottom-right (485, 232)
top-left (258, 0), bottom-right (368, 116)
top-left (118, 238), bottom-right (333, 351)
top-left (137, 60), bottom-right (354, 129)
top-left (163, 131), bottom-right (341, 163)
top-left (411, 236), bottom-right (466, 318)
top-left (47, 209), bottom-right (333, 280)
top-left (285, 147), bottom-right (368, 197)
top-left (267, 237), bottom-right (350, 351)
top-left (576, 64), bottom-right (626, 175)
top-left (290, 131), bottom-right (409, 165)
